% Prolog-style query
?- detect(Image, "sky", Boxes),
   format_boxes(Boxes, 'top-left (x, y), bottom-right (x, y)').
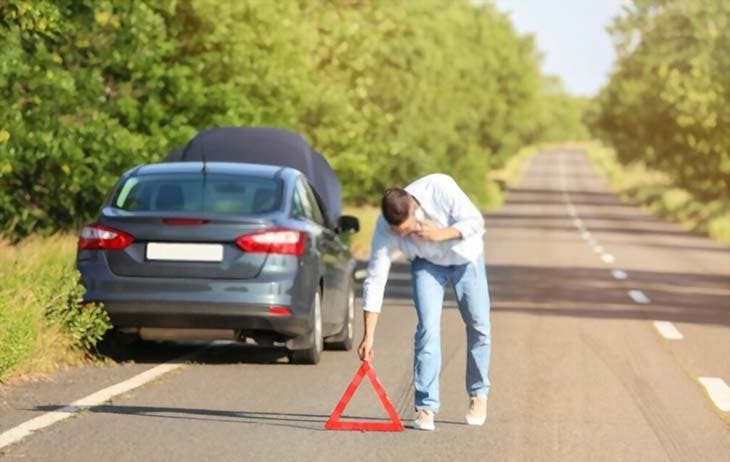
top-left (492, 0), bottom-right (627, 96)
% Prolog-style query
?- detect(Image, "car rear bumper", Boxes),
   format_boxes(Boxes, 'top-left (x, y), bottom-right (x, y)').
top-left (101, 300), bottom-right (309, 337)
top-left (78, 256), bottom-right (313, 340)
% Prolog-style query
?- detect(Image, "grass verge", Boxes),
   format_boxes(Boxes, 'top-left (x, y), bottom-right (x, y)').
top-left (586, 144), bottom-right (730, 246)
top-left (483, 145), bottom-right (540, 211)
top-left (0, 234), bottom-right (110, 385)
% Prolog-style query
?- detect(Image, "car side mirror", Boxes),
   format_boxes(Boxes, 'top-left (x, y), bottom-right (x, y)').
top-left (337, 215), bottom-right (360, 234)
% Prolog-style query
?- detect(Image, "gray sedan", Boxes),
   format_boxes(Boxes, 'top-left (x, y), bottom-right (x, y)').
top-left (77, 161), bottom-right (359, 364)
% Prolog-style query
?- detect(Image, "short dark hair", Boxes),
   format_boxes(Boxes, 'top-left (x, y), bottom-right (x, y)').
top-left (381, 188), bottom-right (411, 226)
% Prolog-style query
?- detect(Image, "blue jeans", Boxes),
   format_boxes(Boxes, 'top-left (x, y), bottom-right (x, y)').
top-left (411, 255), bottom-right (491, 412)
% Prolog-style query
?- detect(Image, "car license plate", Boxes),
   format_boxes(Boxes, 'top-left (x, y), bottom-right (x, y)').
top-left (146, 243), bottom-right (224, 262)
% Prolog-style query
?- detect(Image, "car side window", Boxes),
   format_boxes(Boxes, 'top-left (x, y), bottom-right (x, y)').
top-left (293, 178), bottom-right (325, 226)
top-left (302, 181), bottom-right (326, 226)
top-left (291, 181), bottom-right (307, 219)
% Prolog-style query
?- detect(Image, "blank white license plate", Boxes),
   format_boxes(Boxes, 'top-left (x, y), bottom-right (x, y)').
top-left (146, 243), bottom-right (224, 262)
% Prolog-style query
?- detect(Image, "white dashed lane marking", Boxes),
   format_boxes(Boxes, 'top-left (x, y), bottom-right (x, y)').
top-left (698, 378), bottom-right (730, 412)
top-left (611, 269), bottom-right (628, 280)
top-left (600, 253), bottom-right (615, 264)
top-left (628, 289), bottom-right (651, 304)
top-left (354, 269), bottom-right (368, 280)
top-left (559, 153), bottom-right (730, 419)
top-left (653, 321), bottom-right (684, 340)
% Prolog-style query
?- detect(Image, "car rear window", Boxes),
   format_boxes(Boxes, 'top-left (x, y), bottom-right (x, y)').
top-left (111, 173), bottom-right (283, 214)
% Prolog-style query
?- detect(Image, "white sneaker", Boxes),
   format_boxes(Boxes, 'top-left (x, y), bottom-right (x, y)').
top-left (465, 395), bottom-right (487, 426)
top-left (413, 408), bottom-right (435, 431)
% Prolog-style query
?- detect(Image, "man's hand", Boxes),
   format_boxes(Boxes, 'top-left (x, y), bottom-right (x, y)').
top-left (358, 335), bottom-right (374, 362)
top-left (415, 223), bottom-right (462, 242)
top-left (358, 310), bottom-right (379, 362)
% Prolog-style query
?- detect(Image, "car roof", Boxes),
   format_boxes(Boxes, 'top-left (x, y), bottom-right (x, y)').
top-left (132, 162), bottom-right (300, 180)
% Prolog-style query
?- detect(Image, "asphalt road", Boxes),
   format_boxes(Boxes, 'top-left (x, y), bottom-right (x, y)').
top-left (1, 150), bottom-right (729, 461)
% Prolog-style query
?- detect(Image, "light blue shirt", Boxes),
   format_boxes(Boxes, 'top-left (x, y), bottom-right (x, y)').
top-left (362, 173), bottom-right (485, 313)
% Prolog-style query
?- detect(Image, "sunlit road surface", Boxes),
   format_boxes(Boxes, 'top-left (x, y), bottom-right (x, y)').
top-left (1, 150), bottom-right (728, 461)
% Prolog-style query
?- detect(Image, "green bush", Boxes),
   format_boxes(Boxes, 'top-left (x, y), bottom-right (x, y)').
top-left (44, 269), bottom-right (111, 352)
top-left (0, 1), bottom-right (195, 241)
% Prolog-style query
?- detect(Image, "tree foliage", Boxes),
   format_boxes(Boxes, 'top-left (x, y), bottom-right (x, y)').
top-left (590, 0), bottom-right (730, 201)
top-left (1, 0), bottom-right (584, 241)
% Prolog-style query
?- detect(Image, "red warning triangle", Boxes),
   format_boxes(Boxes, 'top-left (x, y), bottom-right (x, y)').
top-left (324, 361), bottom-right (404, 432)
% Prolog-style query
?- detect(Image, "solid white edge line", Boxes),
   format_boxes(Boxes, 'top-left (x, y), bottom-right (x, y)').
top-left (652, 320), bottom-right (684, 340)
top-left (628, 289), bottom-right (651, 304)
top-left (611, 269), bottom-right (628, 280)
top-left (0, 351), bottom-right (200, 450)
top-left (698, 377), bottom-right (730, 412)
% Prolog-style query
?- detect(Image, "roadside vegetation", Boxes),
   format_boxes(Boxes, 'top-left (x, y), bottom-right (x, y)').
top-left (587, 0), bottom-right (729, 246)
top-left (0, 235), bottom-right (109, 383)
top-left (0, 0), bottom-right (587, 243)
top-left (588, 144), bottom-right (730, 246)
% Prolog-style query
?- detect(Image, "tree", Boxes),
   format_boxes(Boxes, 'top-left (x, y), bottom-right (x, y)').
top-left (591, 0), bottom-right (730, 200)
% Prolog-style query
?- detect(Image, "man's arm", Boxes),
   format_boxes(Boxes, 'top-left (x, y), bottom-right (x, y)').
top-left (439, 174), bottom-right (485, 239)
top-left (358, 216), bottom-right (393, 361)
top-left (358, 310), bottom-right (379, 362)
top-left (415, 224), bottom-right (462, 242)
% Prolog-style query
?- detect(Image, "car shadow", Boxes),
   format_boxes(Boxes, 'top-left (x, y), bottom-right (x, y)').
top-left (98, 340), bottom-right (292, 367)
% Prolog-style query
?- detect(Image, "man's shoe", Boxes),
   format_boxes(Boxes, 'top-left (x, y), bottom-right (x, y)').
top-left (465, 395), bottom-right (487, 426)
top-left (413, 408), bottom-right (435, 431)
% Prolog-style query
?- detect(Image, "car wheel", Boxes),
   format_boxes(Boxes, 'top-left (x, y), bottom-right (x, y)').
top-left (326, 284), bottom-right (354, 351)
top-left (289, 290), bottom-right (323, 365)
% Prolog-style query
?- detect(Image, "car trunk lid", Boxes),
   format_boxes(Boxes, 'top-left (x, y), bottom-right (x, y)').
top-left (100, 213), bottom-right (275, 280)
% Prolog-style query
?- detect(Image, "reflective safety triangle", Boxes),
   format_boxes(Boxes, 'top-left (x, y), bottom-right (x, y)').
top-left (324, 361), bottom-right (404, 432)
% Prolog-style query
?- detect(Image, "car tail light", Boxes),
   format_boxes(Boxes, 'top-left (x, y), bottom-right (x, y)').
top-left (78, 224), bottom-right (135, 250)
top-left (268, 306), bottom-right (292, 316)
top-left (235, 228), bottom-right (306, 256)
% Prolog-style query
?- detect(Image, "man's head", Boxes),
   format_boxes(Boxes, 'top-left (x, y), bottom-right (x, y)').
top-left (382, 188), bottom-right (420, 236)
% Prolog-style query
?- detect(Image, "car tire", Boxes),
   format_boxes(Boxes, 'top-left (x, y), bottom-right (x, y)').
top-left (289, 290), bottom-right (323, 365)
top-left (326, 284), bottom-right (354, 351)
